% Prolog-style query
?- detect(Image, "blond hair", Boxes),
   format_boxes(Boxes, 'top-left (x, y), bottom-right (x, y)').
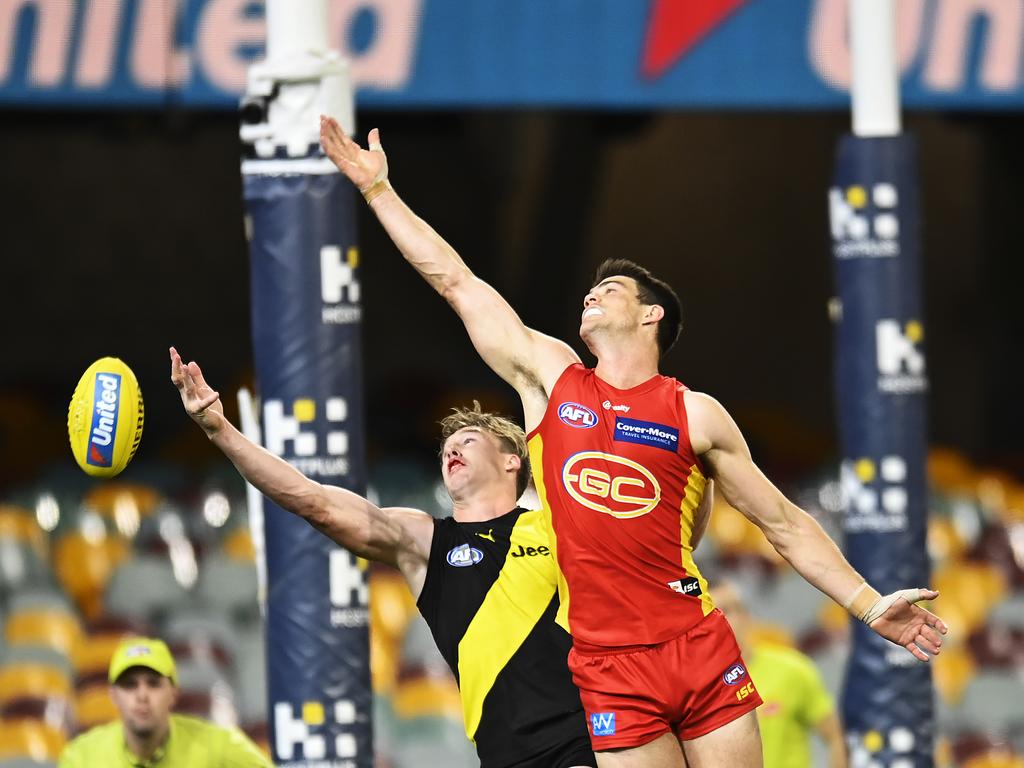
top-left (439, 401), bottom-right (530, 498)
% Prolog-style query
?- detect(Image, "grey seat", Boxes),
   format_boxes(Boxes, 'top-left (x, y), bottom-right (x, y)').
top-left (104, 555), bottom-right (191, 623)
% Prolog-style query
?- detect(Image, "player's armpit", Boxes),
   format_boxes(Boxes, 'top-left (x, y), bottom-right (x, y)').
top-left (446, 274), bottom-right (580, 399)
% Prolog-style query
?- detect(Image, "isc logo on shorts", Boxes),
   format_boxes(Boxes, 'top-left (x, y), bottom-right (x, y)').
top-left (558, 402), bottom-right (598, 429)
top-left (722, 664), bottom-right (747, 686)
top-left (562, 452), bottom-right (661, 519)
top-left (590, 712), bottom-right (616, 736)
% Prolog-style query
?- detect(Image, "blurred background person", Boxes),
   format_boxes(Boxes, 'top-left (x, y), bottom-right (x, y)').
top-left (59, 636), bottom-right (271, 768)
top-left (714, 580), bottom-right (848, 768)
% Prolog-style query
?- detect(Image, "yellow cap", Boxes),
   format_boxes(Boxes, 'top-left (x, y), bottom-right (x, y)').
top-left (108, 637), bottom-right (177, 685)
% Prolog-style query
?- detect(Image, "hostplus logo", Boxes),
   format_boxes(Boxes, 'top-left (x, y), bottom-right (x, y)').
top-left (329, 549), bottom-right (368, 629)
top-left (264, 397), bottom-right (350, 478)
top-left (840, 455), bottom-right (909, 533)
top-left (274, 699), bottom-right (358, 765)
top-left (829, 183), bottom-right (900, 260)
top-left (876, 319), bottom-right (927, 394)
top-left (321, 245), bottom-right (362, 325)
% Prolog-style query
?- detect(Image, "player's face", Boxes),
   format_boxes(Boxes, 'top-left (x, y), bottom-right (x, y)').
top-left (110, 668), bottom-right (177, 742)
top-left (441, 427), bottom-right (512, 496)
top-left (580, 276), bottom-right (644, 341)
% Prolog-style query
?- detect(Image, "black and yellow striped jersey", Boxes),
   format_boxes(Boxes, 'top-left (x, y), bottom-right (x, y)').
top-left (417, 507), bottom-right (595, 768)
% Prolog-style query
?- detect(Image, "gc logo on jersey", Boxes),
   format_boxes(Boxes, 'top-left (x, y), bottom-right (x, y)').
top-left (558, 402), bottom-right (598, 429)
top-left (562, 452), bottom-right (661, 519)
top-left (447, 543), bottom-right (484, 567)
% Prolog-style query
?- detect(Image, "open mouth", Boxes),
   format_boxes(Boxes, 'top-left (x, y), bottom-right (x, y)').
top-left (447, 458), bottom-right (465, 474)
top-left (582, 307), bottom-right (603, 320)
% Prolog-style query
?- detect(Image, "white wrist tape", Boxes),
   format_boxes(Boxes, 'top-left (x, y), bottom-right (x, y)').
top-left (861, 588), bottom-right (926, 626)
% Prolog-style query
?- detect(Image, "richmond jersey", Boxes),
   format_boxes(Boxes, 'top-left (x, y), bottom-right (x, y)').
top-left (528, 364), bottom-right (713, 647)
top-left (417, 508), bottom-right (594, 768)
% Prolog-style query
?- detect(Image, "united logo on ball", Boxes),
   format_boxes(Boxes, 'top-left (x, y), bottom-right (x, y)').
top-left (68, 357), bottom-right (144, 478)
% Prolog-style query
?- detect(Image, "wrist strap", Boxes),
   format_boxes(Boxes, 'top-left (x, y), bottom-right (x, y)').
top-left (844, 581), bottom-right (882, 623)
top-left (362, 179), bottom-right (392, 204)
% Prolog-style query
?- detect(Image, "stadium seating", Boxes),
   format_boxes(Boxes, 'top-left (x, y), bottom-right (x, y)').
top-left (0, 446), bottom-right (1022, 765)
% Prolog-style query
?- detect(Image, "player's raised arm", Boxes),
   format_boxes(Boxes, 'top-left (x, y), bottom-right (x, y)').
top-left (319, 117), bottom-right (578, 408)
top-left (684, 390), bottom-right (948, 663)
top-left (169, 347), bottom-right (432, 591)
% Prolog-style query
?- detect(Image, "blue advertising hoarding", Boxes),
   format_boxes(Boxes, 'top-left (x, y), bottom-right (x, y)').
top-left (3, 0), bottom-right (1024, 108)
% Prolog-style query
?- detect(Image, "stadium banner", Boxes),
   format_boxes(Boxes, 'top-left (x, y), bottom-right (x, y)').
top-left (4, 0), bottom-right (1024, 109)
top-left (245, 167), bottom-right (372, 768)
top-left (829, 134), bottom-right (933, 767)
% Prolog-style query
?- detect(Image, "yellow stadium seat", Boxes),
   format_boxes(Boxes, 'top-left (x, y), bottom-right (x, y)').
top-left (369, 569), bottom-right (418, 695)
top-left (392, 675), bottom-right (463, 722)
top-left (928, 517), bottom-right (967, 564)
top-left (222, 526), bottom-right (256, 562)
top-left (0, 663), bottom-right (72, 707)
top-left (707, 500), bottom-right (783, 565)
top-left (932, 643), bottom-right (975, 706)
top-left (933, 562), bottom-right (1007, 635)
top-left (84, 483), bottom-right (161, 520)
top-left (1003, 485), bottom-right (1024, 525)
top-left (0, 505), bottom-right (47, 561)
top-left (53, 532), bottom-right (129, 620)
top-left (0, 719), bottom-right (66, 760)
top-left (74, 683), bottom-right (120, 729)
top-left (72, 633), bottom-right (129, 682)
top-left (5, 610), bottom-right (82, 657)
top-left (746, 621), bottom-right (795, 650)
top-left (818, 600), bottom-right (849, 635)
top-left (963, 751), bottom-right (1024, 768)
top-left (928, 448), bottom-right (977, 494)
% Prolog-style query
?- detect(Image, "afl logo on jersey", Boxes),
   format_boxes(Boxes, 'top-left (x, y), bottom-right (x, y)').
top-left (447, 543), bottom-right (484, 567)
top-left (558, 402), bottom-right (598, 429)
top-left (562, 452), bottom-right (661, 519)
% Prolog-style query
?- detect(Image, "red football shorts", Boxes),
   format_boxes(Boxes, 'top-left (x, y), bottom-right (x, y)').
top-left (568, 609), bottom-right (762, 750)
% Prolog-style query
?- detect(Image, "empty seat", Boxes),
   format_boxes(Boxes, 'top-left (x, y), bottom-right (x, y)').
top-left (74, 682), bottom-right (119, 730)
top-left (194, 555), bottom-right (258, 623)
top-left (103, 555), bottom-right (191, 624)
top-left (0, 720), bottom-right (66, 761)
top-left (231, 625), bottom-right (266, 729)
top-left (53, 532), bottom-right (129, 620)
top-left (4, 609), bottom-right (82, 657)
top-left (955, 672), bottom-right (1024, 735)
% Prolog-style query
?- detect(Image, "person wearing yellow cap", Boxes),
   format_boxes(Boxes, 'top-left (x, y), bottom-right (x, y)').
top-left (59, 637), bottom-right (272, 767)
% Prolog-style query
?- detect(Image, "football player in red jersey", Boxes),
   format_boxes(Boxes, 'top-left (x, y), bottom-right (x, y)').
top-left (320, 117), bottom-right (947, 768)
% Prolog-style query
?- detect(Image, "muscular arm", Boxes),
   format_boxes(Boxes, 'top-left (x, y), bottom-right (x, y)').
top-left (320, 119), bottom-right (578, 424)
top-left (685, 390), bottom-right (947, 661)
top-left (170, 348), bottom-right (433, 593)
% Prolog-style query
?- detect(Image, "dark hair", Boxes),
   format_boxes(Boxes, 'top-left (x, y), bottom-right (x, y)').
top-left (592, 258), bottom-right (682, 354)
top-left (439, 401), bottom-right (531, 498)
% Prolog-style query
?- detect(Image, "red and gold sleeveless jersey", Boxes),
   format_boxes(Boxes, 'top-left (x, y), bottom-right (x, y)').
top-left (528, 363), bottom-right (714, 647)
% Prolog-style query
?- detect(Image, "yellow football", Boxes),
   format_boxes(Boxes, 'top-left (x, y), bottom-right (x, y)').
top-left (67, 357), bottom-right (144, 478)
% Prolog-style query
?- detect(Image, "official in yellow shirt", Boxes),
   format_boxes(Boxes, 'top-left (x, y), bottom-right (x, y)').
top-left (715, 582), bottom-right (848, 768)
top-left (59, 637), bottom-right (271, 768)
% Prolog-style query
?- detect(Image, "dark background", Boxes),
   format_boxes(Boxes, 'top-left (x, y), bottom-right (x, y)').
top-left (0, 108), bottom-right (1019, 493)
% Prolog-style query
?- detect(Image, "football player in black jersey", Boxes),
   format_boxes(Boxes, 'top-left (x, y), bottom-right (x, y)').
top-left (170, 346), bottom-right (600, 768)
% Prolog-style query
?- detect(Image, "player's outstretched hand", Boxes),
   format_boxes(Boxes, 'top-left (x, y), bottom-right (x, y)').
top-left (170, 346), bottom-right (224, 437)
top-left (319, 116), bottom-right (388, 193)
top-left (867, 588), bottom-right (948, 662)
